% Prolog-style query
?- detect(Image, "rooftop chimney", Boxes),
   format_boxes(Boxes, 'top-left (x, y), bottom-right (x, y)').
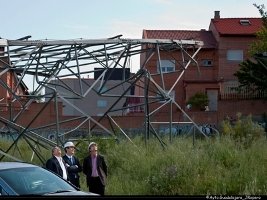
top-left (214, 11), bottom-right (220, 19)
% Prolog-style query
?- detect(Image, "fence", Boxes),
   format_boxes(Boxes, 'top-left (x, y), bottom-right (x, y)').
top-left (220, 82), bottom-right (267, 100)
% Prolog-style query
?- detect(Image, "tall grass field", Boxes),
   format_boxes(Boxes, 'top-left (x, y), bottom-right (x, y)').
top-left (1, 114), bottom-right (266, 195)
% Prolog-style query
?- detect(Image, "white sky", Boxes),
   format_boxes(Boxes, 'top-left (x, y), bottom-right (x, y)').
top-left (0, 0), bottom-right (264, 40)
top-left (0, 0), bottom-right (265, 79)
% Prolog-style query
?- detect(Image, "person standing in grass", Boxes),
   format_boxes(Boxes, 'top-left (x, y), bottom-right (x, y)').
top-left (62, 141), bottom-right (82, 188)
top-left (82, 142), bottom-right (108, 196)
top-left (46, 146), bottom-right (69, 181)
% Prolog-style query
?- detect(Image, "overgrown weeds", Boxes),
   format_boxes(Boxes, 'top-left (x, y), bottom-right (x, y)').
top-left (0, 115), bottom-right (266, 195)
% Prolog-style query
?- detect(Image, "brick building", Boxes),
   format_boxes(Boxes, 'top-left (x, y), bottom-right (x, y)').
top-left (129, 11), bottom-right (267, 130)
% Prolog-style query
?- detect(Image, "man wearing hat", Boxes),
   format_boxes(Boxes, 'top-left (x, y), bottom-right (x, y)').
top-left (62, 141), bottom-right (82, 188)
top-left (83, 142), bottom-right (108, 196)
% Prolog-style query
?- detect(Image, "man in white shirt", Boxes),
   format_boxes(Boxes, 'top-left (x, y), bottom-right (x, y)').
top-left (46, 146), bottom-right (68, 180)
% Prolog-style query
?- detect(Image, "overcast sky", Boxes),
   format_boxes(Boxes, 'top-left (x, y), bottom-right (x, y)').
top-left (0, 0), bottom-right (265, 40)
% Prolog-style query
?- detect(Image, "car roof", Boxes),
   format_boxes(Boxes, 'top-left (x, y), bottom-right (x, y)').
top-left (0, 162), bottom-right (38, 170)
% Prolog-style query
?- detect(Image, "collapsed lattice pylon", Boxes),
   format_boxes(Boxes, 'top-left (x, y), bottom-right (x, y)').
top-left (0, 36), bottom-right (205, 164)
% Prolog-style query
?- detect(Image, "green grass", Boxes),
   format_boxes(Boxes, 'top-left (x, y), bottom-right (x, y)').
top-left (102, 135), bottom-right (266, 195)
top-left (1, 115), bottom-right (266, 195)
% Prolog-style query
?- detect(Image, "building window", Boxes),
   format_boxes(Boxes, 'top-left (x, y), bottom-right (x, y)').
top-left (240, 19), bottom-right (251, 26)
top-left (201, 59), bottom-right (213, 67)
top-left (126, 97), bottom-right (144, 113)
top-left (157, 60), bottom-right (175, 73)
top-left (227, 50), bottom-right (243, 61)
top-left (97, 100), bottom-right (107, 107)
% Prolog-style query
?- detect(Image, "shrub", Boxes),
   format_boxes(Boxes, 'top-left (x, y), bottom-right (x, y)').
top-left (220, 113), bottom-right (265, 148)
top-left (186, 92), bottom-right (209, 110)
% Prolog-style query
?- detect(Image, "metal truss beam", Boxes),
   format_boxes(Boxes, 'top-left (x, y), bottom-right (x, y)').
top-left (0, 36), bottom-right (205, 164)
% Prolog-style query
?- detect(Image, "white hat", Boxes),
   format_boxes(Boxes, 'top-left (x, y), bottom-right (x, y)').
top-left (64, 141), bottom-right (75, 148)
top-left (88, 142), bottom-right (96, 151)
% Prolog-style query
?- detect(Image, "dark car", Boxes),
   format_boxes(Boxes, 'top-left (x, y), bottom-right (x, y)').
top-left (0, 162), bottom-right (97, 196)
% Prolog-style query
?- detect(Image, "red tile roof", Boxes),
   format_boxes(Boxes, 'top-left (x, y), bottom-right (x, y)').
top-left (210, 18), bottom-right (263, 35)
top-left (143, 30), bottom-right (217, 48)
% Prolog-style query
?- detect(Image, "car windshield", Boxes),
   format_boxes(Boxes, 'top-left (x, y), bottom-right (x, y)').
top-left (0, 166), bottom-right (76, 195)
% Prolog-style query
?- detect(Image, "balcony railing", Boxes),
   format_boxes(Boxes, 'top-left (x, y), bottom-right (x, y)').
top-left (220, 82), bottom-right (267, 100)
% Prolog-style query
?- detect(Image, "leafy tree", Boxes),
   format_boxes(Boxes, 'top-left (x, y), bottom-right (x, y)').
top-left (234, 54), bottom-right (267, 94)
top-left (249, 4), bottom-right (267, 55)
top-left (234, 4), bottom-right (267, 95)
